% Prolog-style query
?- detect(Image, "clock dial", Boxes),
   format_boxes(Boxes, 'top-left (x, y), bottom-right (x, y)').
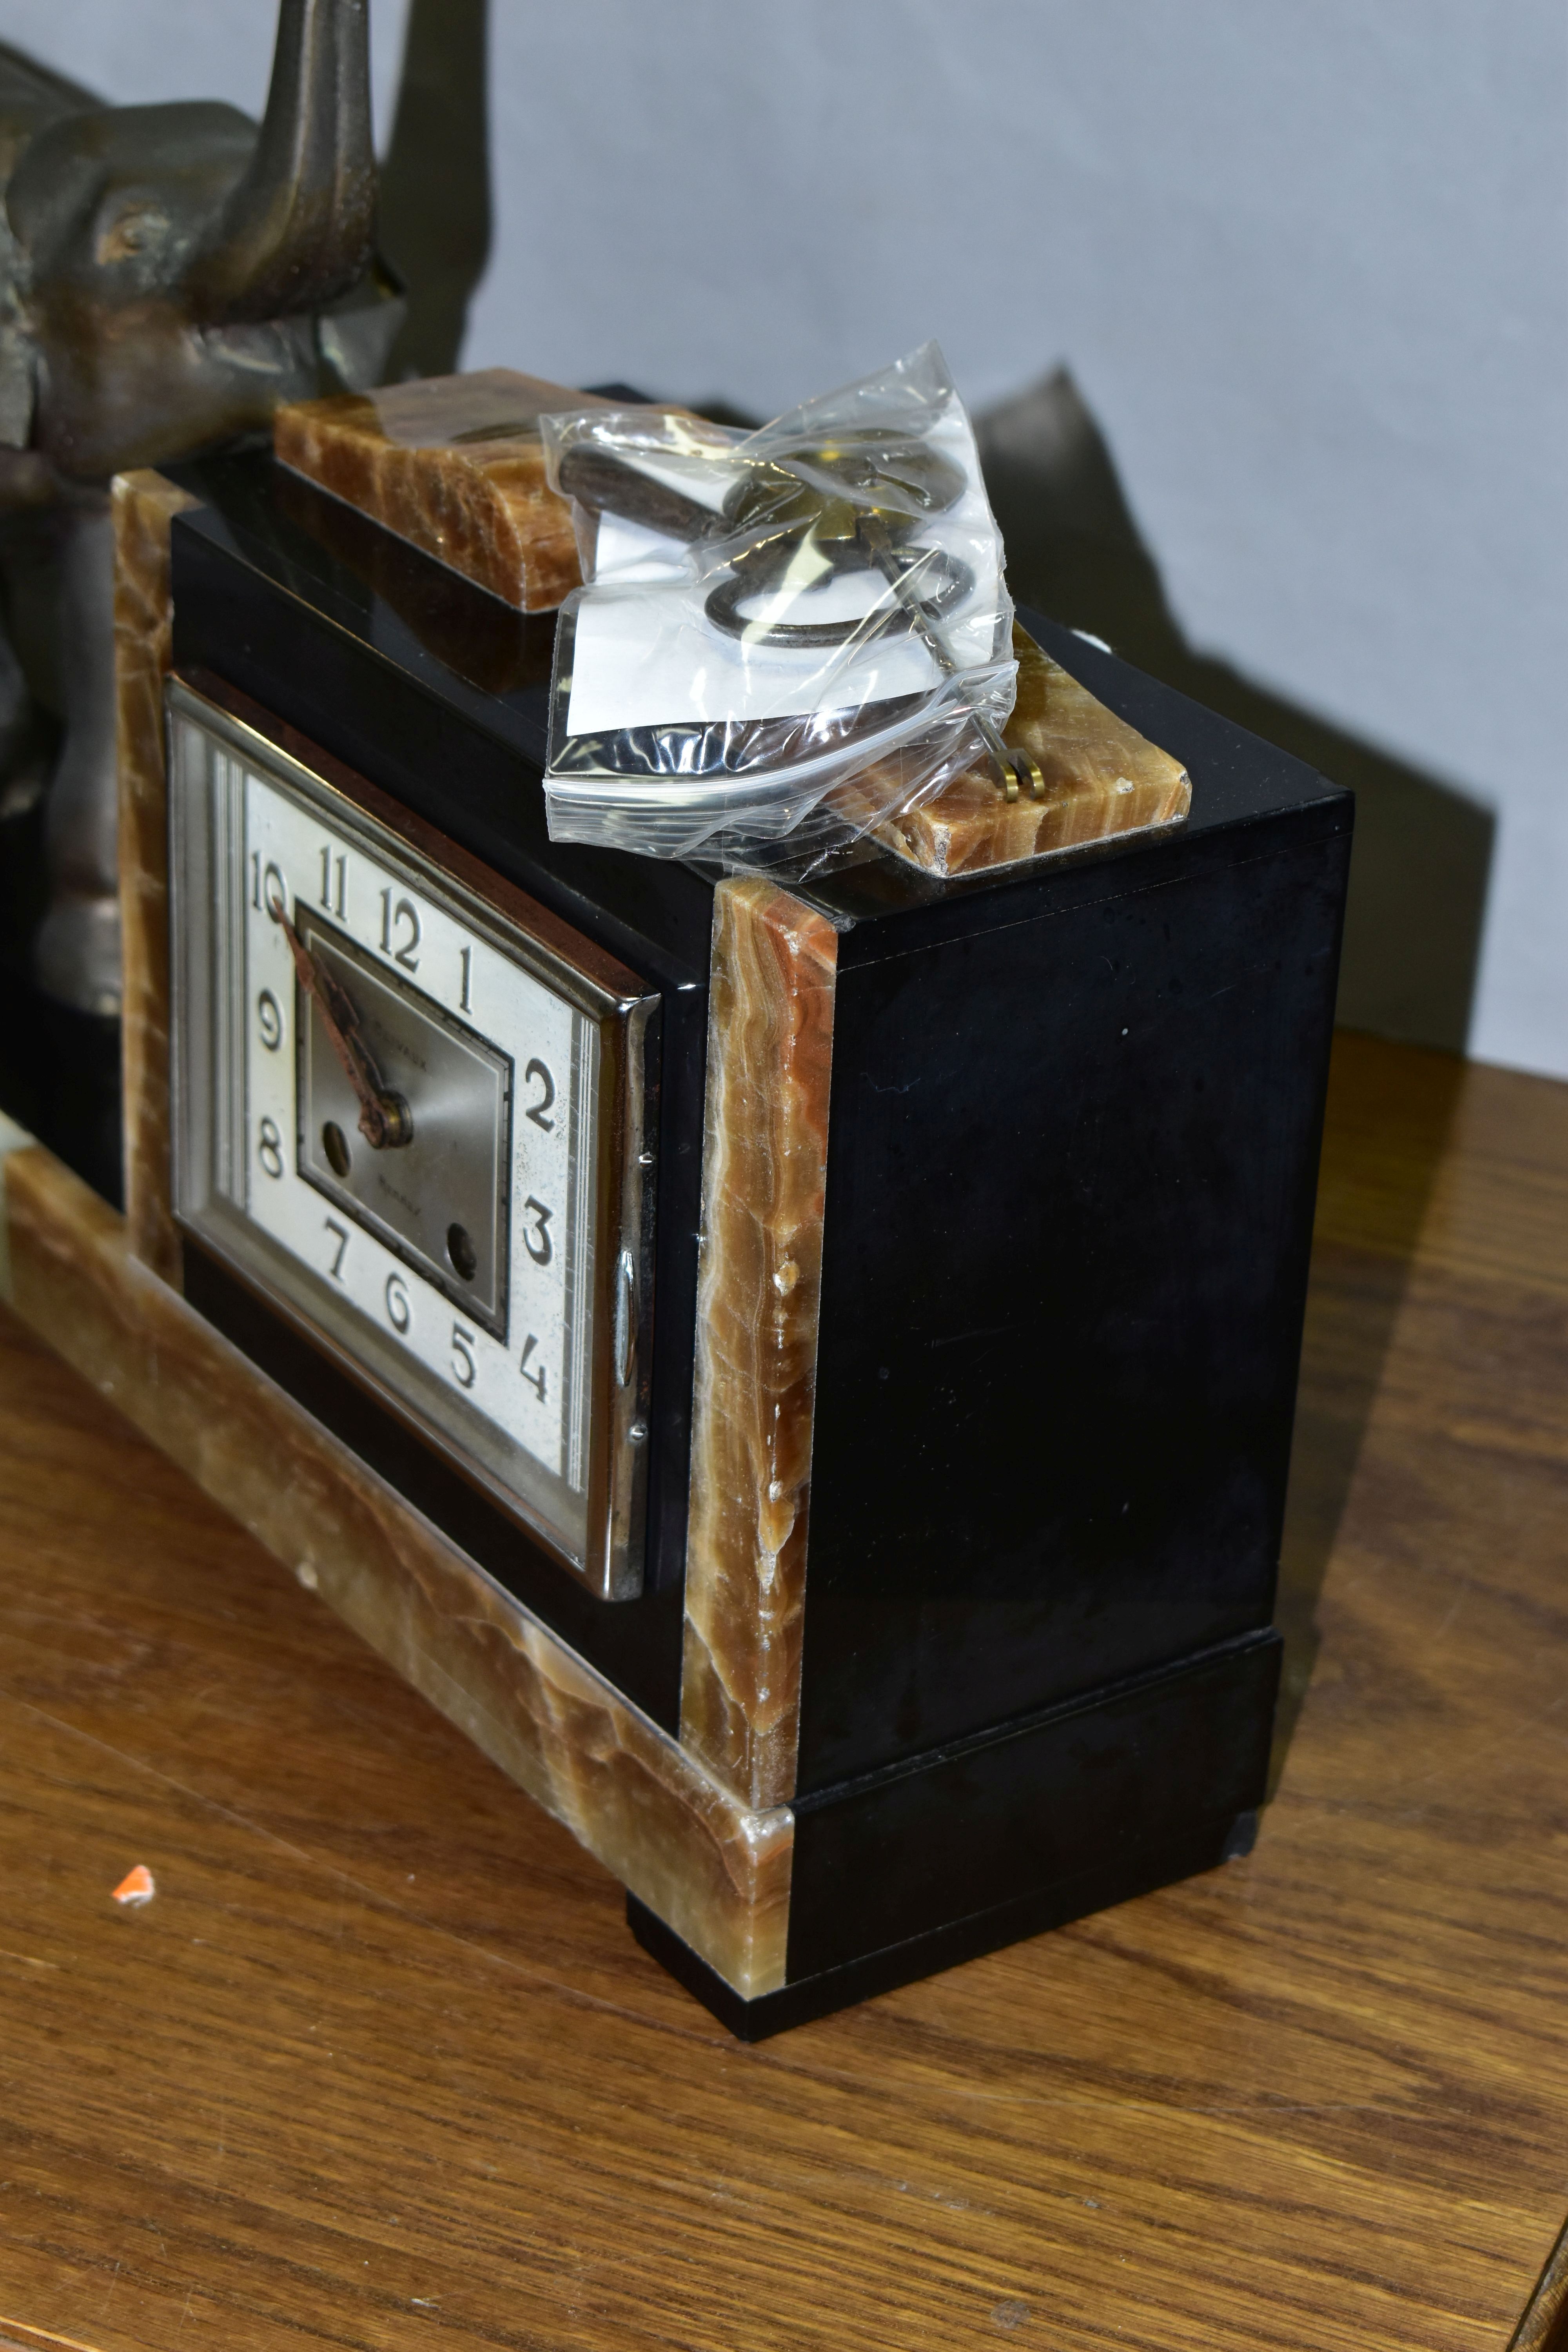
top-left (291, 917), bottom-right (512, 1337)
top-left (167, 678), bottom-right (657, 1600)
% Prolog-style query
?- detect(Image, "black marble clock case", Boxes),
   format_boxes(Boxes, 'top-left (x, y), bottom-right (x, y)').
top-left (165, 452), bottom-right (1350, 2034)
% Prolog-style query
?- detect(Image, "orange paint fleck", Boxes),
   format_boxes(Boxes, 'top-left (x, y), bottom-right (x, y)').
top-left (111, 1864), bottom-right (156, 1907)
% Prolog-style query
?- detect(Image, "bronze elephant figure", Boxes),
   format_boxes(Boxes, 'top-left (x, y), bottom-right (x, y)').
top-left (0, 0), bottom-right (401, 1014)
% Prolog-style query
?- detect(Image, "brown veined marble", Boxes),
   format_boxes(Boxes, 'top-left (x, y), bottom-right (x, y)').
top-left (856, 624), bottom-right (1191, 879)
top-left (681, 881), bottom-right (838, 1811)
top-left (275, 368), bottom-right (615, 613)
top-left (2, 1143), bottom-right (793, 1999)
top-left (113, 467), bottom-right (200, 1283)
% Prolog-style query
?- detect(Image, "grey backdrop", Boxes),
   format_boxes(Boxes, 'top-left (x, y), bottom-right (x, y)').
top-left (5, 0), bottom-right (1561, 1077)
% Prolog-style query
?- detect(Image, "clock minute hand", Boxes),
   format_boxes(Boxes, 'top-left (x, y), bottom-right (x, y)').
top-left (271, 902), bottom-right (414, 1151)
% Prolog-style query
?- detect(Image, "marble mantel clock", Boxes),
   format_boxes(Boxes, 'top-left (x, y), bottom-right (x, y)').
top-left (121, 419), bottom-right (1349, 2036)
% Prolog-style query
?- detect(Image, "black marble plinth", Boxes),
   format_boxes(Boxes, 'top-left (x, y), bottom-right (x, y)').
top-left (631, 1624), bottom-right (1276, 2039)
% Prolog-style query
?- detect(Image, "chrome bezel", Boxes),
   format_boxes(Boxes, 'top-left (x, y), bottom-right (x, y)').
top-left (167, 674), bottom-right (658, 1602)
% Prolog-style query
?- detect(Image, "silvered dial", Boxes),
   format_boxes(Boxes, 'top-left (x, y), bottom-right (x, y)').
top-left (167, 679), bottom-right (656, 1599)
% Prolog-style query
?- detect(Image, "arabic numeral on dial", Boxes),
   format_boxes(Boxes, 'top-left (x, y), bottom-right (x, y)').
top-left (324, 1217), bottom-right (349, 1280)
top-left (257, 1116), bottom-right (285, 1179)
top-left (451, 1322), bottom-right (477, 1388)
top-left (523, 1057), bottom-right (555, 1131)
top-left (319, 846), bottom-right (346, 917)
top-left (252, 853), bottom-right (287, 919)
top-left (379, 887), bottom-right (421, 970)
top-left (523, 1196), bottom-right (553, 1265)
top-left (256, 988), bottom-right (283, 1052)
top-left (459, 946), bottom-right (472, 1012)
top-left (385, 1272), bottom-right (410, 1334)
top-left (519, 1333), bottom-right (547, 1403)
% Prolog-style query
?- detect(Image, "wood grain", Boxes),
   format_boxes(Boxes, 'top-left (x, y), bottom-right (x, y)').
top-left (1510, 2215), bottom-right (1568, 2352)
top-left (0, 1030), bottom-right (1566, 2350)
top-left (0, 1145), bottom-right (791, 2000)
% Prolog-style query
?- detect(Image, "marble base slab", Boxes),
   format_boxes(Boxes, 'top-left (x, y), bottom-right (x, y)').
top-left (274, 368), bottom-right (614, 613)
top-left (863, 624), bottom-right (1191, 878)
top-left (0, 1140), bottom-right (792, 1999)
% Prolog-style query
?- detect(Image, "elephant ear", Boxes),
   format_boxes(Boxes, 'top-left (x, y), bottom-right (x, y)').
top-left (0, 40), bottom-right (99, 450)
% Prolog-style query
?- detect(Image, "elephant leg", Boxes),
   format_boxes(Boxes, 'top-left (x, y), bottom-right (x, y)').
top-left (0, 511), bottom-right (65, 975)
top-left (0, 595), bottom-right (33, 783)
top-left (0, 610), bottom-right (47, 989)
top-left (31, 490), bottom-right (120, 1015)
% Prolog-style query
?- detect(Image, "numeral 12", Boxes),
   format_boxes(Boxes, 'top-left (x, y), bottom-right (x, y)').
top-left (379, 889), bottom-right (422, 970)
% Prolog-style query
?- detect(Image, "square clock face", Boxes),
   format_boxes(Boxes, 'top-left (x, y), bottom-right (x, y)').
top-left (167, 677), bottom-right (659, 1601)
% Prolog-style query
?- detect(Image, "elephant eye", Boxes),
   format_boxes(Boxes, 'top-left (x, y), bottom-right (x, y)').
top-left (96, 203), bottom-right (170, 266)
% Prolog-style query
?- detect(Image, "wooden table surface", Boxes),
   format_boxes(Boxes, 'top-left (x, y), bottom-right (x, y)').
top-left (0, 1030), bottom-right (1566, 2352)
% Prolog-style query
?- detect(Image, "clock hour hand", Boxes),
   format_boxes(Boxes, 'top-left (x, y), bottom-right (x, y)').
top-left (270, 899), bottom-right (414, 1151)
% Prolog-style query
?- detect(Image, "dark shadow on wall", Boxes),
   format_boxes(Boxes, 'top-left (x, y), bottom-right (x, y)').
top-left (977, 368), bottom-right (1494, 1057)
top-left (376, 0), bottom-right (492, 380)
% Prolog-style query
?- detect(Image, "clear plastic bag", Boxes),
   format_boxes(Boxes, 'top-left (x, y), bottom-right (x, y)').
top-left (539, 343), bottom-right (1020, 872)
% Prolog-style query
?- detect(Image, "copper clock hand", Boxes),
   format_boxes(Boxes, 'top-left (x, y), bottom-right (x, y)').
top-left (270, 899), bottom-right (414, 1151)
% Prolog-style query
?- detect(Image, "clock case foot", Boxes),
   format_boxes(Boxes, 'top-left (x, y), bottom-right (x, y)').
top-left (630, 1627), bottom-right (1277, 2039)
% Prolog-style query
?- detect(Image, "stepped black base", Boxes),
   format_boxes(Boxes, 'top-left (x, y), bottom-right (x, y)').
top-left (630, 1811), bottom-right (1257, 2040)
top-left (630, 1628), bottom-right (1279, 2039)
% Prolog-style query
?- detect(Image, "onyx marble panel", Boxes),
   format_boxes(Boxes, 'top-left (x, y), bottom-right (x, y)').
top-left (275, 368), bottom-right (611, 612)
top-left (113, 467), bottom-right (199, 1278)
top-left (864, 624), bottom-right (1191, 877)
top-left (681, 880), bottom-right (837, 1809)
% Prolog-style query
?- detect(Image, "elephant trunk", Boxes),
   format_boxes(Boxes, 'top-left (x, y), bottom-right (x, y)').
top-left (184, 0), bottom-right (374, 324)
